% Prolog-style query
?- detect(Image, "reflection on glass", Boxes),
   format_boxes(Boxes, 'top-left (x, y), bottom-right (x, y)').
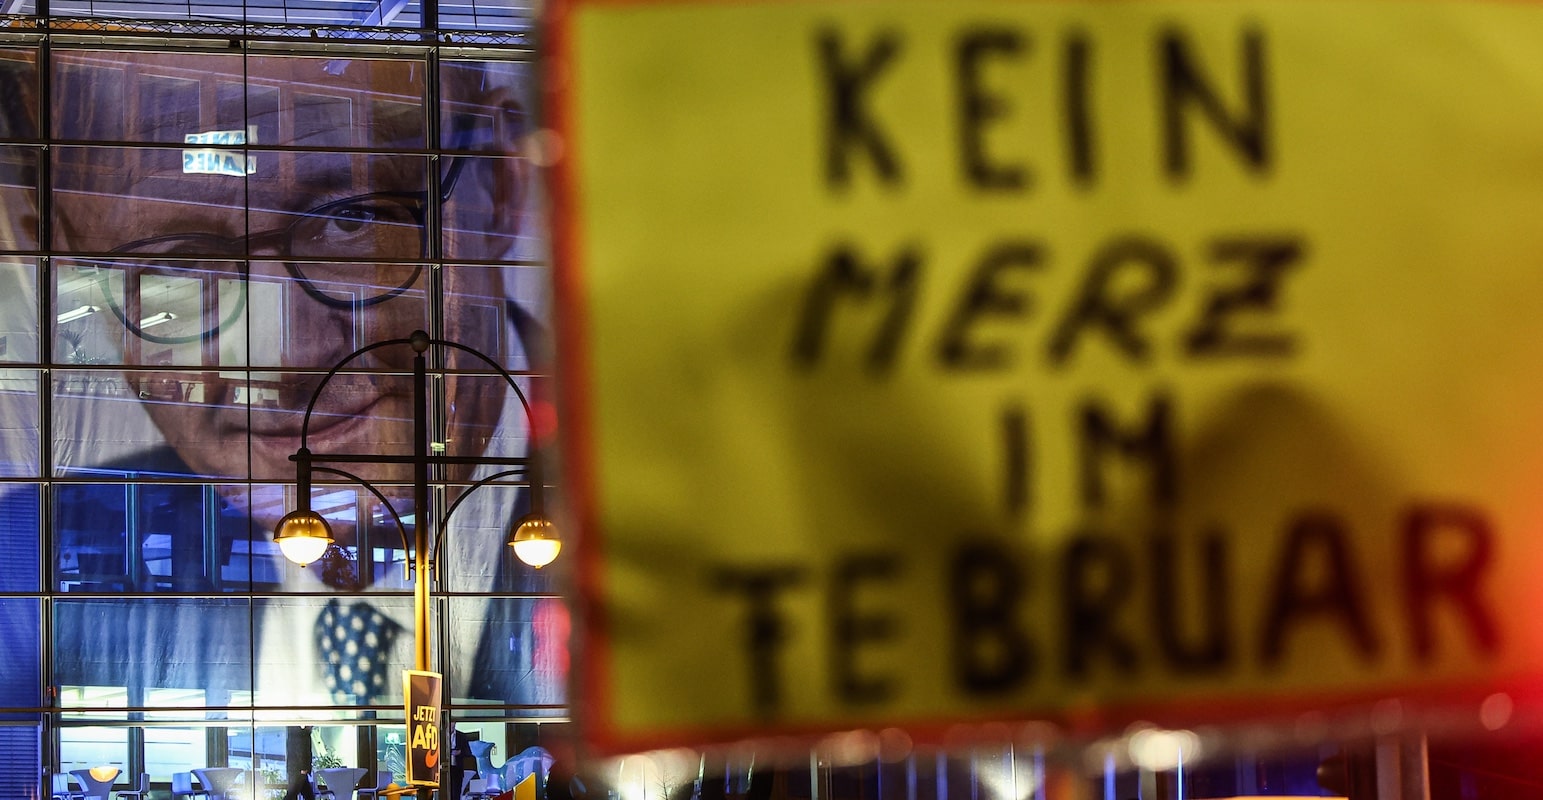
top-left (107, 184), bottom-right (438, 273)
top-left (53, 259), bottom-right (439, 370)
top-left (55, 52), bottom-right (427, 148)
top-left (50, 146), bottom-right (438, 251)
top-left (55, 52), bottom-right (238, 144)
top-left (57, 258), bottom-right (244, 357)
top-left (252, 57), bottom-right (425, 149)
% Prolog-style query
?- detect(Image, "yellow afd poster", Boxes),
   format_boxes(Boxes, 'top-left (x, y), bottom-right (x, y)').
top-left (548, 0), bottom-right (1543, 754)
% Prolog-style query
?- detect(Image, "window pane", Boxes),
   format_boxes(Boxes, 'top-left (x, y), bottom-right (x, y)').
top-left (441, 156), bottom-right (532, 263)
top-left (0, 149), bottom-right (38, 252)
top-left (59, 725), bottom-right (127, 778)
top-left (245, 481), bottom-right (418, 595)
top-left (52, 145), bottom-right (248, 254)
top-left (54, 598), bottom-right (255, 698)
top-left (440, 482), bottom-right (553, 592)
top-left (253, 596), bottom-right (412, 708)
top-left (445, 597), bottom-right (566, 706)
top-left (440, 264), bottom-right (546, 374)
top-left (0, 486), bottom-right (40, 592)
top-left (0, 261), bottom-right (40, 362)
top-left (246, 57), bottom-right (425, 150)
top-left (53, 51), bottom-right (244, 144)
top-left (242, 723), bottom-right (400, 799)
top-left (144, 724), bottom-right (207, 782)
top-left (56, 257), bottom-right (250, 369)
top-left (0, 370), bottom-right (41, 476)
top-left (54, 258), bottom-right (438, 372)
top-left (440, 61), bottom-right (528, 150)
top-left (52, 483), bottom-right (257, 593)
top-left (0, 52), bottom-right (38, 143)
top-left (0, 722), bottom-right (40, 800)
top-left (0, 598), bottom-right (42, 716)
top-left (439, 1), bottom-right (527, 33)
top-left (51, 371), bottom-right (247, 480)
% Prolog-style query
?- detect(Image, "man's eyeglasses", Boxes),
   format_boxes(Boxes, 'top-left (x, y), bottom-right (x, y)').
top-left (83, 144), bottom-right (477, 346)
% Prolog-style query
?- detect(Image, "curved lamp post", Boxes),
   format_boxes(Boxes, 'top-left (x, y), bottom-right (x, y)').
top-left (273, 329), bottom-right (559, 675)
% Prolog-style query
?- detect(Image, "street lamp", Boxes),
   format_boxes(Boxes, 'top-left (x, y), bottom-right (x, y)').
top-left (272, 326), bottom-right (558, 658)
top-left (509, 514), bottom-right (561, 568)
top-left (275, 325), bottom-right (558, 559)
top-left (275, 328), bottom-right (556, 552)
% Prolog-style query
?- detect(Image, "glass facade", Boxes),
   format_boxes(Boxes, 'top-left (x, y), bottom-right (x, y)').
top-left (0, 4), bottom-right (566, 799)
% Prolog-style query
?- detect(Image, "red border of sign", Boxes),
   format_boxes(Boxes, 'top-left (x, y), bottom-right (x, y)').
top-left (544, 0), bottom-right (1543, 757)
top-left (543, 0), bottom-right (612, 757)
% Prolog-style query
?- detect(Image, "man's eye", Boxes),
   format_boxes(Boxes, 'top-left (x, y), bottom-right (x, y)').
top-left (294, 197), bottom-right (422, 258)
top-left (321, 202), bottom-right (416, 236)
top-left (328, 206), bottom-right (378, 235)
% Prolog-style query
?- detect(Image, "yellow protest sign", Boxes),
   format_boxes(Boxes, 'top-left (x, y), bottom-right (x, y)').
top-left (549, 0), bottom-right (1543, 754)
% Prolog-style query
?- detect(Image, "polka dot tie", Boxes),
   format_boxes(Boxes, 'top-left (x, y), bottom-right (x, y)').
top-left (315, 598), bottom-right (403, 703)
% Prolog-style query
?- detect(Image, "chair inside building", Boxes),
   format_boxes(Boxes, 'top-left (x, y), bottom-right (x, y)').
top-left (113, 773), bottom-right (149, 800)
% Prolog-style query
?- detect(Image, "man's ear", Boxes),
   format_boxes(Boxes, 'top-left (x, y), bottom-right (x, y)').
top-left (451, 90), bottom-right (532, 262)
top-left (488, 121), bottom-right (530, 255)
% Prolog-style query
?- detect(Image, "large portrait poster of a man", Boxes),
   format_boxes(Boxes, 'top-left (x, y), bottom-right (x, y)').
top-left (0, 45), bottom-right (566, 749)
